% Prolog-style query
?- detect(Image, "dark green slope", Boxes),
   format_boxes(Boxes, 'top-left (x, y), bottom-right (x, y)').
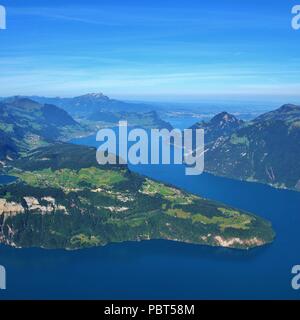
top-left (0, 129), bottom-right (17, 160)
top-left (0, 97), bottom-right (87, 160)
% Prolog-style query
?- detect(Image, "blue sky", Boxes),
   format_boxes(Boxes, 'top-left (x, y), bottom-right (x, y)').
top-left (0, 0), bottom-right (300, 102)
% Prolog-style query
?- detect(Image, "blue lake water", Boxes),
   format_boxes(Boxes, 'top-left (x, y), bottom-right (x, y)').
top-left (1, 133), bottom-right (300, 299)
top-left (0, 175), bottom-right (17, 185)
top-left (161, 116), bottom-right (203, 130)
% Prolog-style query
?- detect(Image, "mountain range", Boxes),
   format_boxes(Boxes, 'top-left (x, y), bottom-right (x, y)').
top-left (193, 104), bottom-right (300, 191)
top-left (1, 92), bottom-right (298, 251)
top-left (0, 94), bottom-right (278, 250)
top-left (27, 93), bottom-right (153, 115)
top-left (0, 94), bottom-right (172, 161)
top-left (22, 93), bottom-right (172, 129)
top-left (0, 97), bottom-right (86, 160)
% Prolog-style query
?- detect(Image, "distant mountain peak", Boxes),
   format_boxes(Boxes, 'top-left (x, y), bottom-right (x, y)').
top-left (76, 93), bottom-right (110, 100)
top-left (254, 103), bottom-right (300, 123)
top-left (5, 96), bottom-right (36, 103)
top-left (190, 111), bottom-right (243, 143)
top-left (278, 104), bottom-right (300, 113)
top-left (3, 96), bottom-right (41, 108)
top-left (211, 111), bottom-right (240, 124)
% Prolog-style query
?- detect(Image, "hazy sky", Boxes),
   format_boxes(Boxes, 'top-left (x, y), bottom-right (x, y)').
top-left (1, 0), bottom-right (300, 102)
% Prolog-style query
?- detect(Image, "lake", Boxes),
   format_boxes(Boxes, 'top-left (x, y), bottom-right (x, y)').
top-left (0, 132), bottom-right (300, 299)
top-left (0, 175), bottom-right (17, 185)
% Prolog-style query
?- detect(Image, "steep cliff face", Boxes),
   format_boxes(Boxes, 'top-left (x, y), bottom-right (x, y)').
top-left (0, 199), bottom-right (24, 216)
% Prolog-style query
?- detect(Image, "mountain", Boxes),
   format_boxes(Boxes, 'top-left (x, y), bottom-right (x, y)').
top-left (0, 97), bottom-right (87, 160)
top-left (25, 93), bottom-right (172, 129)
top-left (0, 143), bottom-right (274, 250)
top-left (190, 112), bottom-right (244, 143)
top-left (204, 104), bottom-right (300, 191)
top-left (30, 93), bottom-right (153, 115)
top-left (254, 104), bottom-right (300, 122)
top-left (68, 93), bottom-right (154, 115)
top-left (87, 110), bottom-right (173, 129)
